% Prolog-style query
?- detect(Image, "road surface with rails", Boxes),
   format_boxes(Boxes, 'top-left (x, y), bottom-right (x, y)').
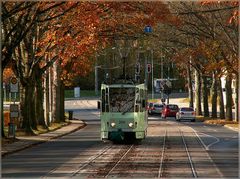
top-left (2, 98), bottom-right (238, 178)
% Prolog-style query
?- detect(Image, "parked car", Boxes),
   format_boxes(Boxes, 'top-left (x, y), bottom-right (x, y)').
top-left (176, 107), bottom-right (196, 122)
top-left (147, 102), bottom-right (154, 115)
top-left (149, 103), bottom-right (164, 115)
top-left (162, 104), bottom-right (179, 118)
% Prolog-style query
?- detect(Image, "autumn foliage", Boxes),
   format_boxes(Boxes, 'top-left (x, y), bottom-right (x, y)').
top-left (37, 2), bottom-right (177, 85)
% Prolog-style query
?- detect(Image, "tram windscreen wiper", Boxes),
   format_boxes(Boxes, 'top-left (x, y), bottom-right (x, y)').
top-left (122, 105), bottom-right (134, 115)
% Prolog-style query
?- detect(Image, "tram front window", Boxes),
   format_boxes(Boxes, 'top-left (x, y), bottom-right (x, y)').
top-left (109, 88), bottom-right (135, 113)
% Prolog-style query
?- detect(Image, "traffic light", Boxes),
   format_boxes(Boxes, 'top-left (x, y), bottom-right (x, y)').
top-left (147, 63), bottom-right (151, 73)
top-left (135, 63), bottom-right (140, 74)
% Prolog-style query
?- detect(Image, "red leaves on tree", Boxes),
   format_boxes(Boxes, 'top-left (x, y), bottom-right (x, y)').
top-left (37, 2), bottom-right (177, 85)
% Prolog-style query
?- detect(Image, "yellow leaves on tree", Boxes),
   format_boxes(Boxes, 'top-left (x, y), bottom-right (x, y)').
top-left (38, 2), bottom-right (177, 86)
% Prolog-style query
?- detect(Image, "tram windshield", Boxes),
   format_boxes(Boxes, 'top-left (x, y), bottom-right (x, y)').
top-left (109, 87), bottom-right (135, 113)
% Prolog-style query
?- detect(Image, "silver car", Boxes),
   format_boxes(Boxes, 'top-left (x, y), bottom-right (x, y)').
top-left (149, 103), bottom-right (164, 115)
top-left (176, 107), bottom-right (196, 122)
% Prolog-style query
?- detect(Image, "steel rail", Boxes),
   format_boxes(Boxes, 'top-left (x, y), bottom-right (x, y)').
top-left (158, 129), bottom-right (167, 178)
top-left (104, 144), bottom-right (134, 178)
top-left (178, 122), bottom-right (222, 178)
top-left (179, 129), bottom-right (197, 178)
top-left (70, 145), bottom-right (113, 177)
top-left (193, 130), bottom-right (223, 177)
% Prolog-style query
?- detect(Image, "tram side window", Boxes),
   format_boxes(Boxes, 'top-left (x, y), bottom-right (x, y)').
top-left (102, 89), bottom-right (105, 112)
top-left (135, 88), bottom-right (140, 112)
top-left (105, 95), bottom-right (109, 112)
top-left (140, 89), bottom-right (144, 112)
top-left (105, 88), bottom-right (109, 112)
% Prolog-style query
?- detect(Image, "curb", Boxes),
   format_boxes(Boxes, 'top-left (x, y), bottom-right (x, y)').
top-left (224, 125), bottom-right (239, 132)
top-left (2, 121), bottom-right (86, 157)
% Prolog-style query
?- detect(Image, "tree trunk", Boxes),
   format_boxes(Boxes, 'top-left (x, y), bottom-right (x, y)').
top-left (187, 63), bottom-right (194, 108)
top-left (52, 61), bottom-right (61, 123)
top-left (59, 81), bottom-right (65, 122)
top-left (22, 82), bottom-right (37, 134)
top-left (211, 72), bottom-right (218, 118)
top-left (35, 66), bottom-right (47, 128)
top-left (225, 74), bottom-right (233, 121)
top-left (1, 68), bottom-right (5, 138)
top-left (19, 83), bottom-right (25, 128)
top-left (218, 78), bottom-right (225, 119)
top-left (44, 69), bottom-right (50, 126)
top-left (202, 76), bottom-right (209, 117)
top-left (234, 74), bottom-right (239, 122)
top-left (49, 66), bottom-right (53, 124)
top-left (195, 70), bottom-right (202, 115)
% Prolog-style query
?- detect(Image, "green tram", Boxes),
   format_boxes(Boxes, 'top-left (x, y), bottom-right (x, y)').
top-left (98, 82), bottom-right (148, 141)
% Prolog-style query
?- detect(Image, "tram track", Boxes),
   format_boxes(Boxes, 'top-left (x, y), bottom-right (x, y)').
top-left (159, 125), bottom-right (198, 178)
top-left (179, 129), bottom-right (197, 178)
top-left (69, 143), bottom-right (135, 178)
top-left (157, 130), bottom-right (166, 178)
top-left (173, 122), bottom-right (223, 178)
top-left (70, 144), bottom-right (113, 177)
top-left (104, 144), bottom-right (134, 178)
top-left (44, 121), bottom-right (223, 178)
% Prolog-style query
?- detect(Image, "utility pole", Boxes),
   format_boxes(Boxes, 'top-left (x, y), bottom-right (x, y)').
top-left (151, 50), bottom-right (154, 99)
top-left (161, 49), bottom-right (164, 100)
top-left (95, 66), bottom-right (98, 96)
top-left (144, 53), bottom-right (148, 88)
top-left (95, 53), bottom-right (100, 96)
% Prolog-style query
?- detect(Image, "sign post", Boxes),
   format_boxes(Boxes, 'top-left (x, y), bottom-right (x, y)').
top-left (8, 77), bottom-right (19, 138)
top-left (10, 77), bottom-right (18, 93)
top-left (144, 25), bottom-right (154, 98)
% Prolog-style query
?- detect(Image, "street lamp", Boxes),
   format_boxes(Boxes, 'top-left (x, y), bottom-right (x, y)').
top-left (144, 25), bottom-right (154, 99)
top-left (95, 65), bottom-right (101, 96)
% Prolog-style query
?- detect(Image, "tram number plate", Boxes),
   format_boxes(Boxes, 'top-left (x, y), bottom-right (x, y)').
top-left (119, 121), bottom-right (125, 124)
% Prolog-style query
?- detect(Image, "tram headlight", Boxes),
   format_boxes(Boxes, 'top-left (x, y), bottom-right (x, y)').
top-left (128, 122), bottom-right (134, 128)
top-left (110, 122), bottom-right (116, 128)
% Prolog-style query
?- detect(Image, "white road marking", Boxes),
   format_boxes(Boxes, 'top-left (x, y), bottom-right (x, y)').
top-left (177, 123), bottom-right (223, 177)
top-left (192, 129), bottom-right (220, 150)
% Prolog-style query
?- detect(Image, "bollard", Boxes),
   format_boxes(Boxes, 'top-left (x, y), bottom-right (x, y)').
top-left (68, 111), bottom-right (73, 120)
top-left (8, 122), bottom-right (15, 138)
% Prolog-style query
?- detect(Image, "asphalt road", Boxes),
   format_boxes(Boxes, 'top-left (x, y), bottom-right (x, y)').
top-left (2, 99), bottom-right (239, 178)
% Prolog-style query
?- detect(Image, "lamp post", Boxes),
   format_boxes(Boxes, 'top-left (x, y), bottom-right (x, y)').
top-left (151, 49), bottom-right (154, 99)
top-left (144, 25), bottom-right (154, 98)
top-left (95, 65), bottom-right (101, 96)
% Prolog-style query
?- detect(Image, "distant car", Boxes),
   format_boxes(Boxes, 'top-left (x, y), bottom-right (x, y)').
top-left (147, 102), bottom-right (154, 115)
top-left (162, 104), bottom-right (179, 118)
top-left (176, 107), bottom-right (196, 122)
top-left (149, 103), bottom-right (164, 115)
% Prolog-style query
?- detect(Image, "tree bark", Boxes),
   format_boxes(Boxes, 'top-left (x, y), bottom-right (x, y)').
top-left (59, 81), bottom-right (65, 122)
top-left (202, 76), bottom-right (209, 117)
top-left (211, 72), bottom-right (218, 118)
top-left (44, 68), bottom-right (50, 126)
top-left (234, 74), bottom-right (239, 122)
top-left (35, 65), bottom-right (47, 128)
top-left (52, 61), bottom-right (61, 123)
top-left (218, 78), bottom-right (225, 119)
top-left (225, 74), bottom-right (233, 121)
top-left (1, 68), bottom-right (5, 138)
top-left (49, 66), bottom-right (53, 123)
top-left (187, 63), bottom-right (194, 108)
top-left (195, 69), bottom-right (202, 115)
top-left (21, 81), bottom-right (37, 134)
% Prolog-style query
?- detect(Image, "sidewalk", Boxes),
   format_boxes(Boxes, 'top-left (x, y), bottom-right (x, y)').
top-left (1, 120), bottom-right (86, 157)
